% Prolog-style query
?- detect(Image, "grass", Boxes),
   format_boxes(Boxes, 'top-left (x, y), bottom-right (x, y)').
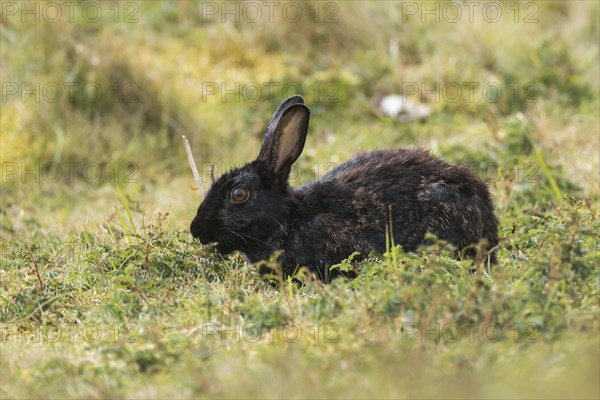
top-left (1, 1), bottom-right (599, 398)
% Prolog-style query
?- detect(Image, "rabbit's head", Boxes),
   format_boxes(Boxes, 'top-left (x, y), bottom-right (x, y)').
top-left (190, 95), bottom-right (310, 257)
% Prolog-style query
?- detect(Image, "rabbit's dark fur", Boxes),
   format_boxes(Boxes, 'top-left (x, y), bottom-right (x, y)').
top-left (191, 95), bottom-right (498, 280)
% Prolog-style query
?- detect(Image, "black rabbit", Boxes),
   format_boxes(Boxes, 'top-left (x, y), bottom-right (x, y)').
top-left (191, 95), bottom-right (498, 280)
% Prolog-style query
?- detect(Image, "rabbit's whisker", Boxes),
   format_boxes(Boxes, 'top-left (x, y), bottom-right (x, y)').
top-left (269, 216), bottom-right (285, 230)
top-left (228, 229), bottom-right (271, 248)
top-left (216, 229), bottom-right (242, 247)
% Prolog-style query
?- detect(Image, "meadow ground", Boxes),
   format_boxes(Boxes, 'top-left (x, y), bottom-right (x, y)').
top-left (1, 1), bottom-right (599, 398)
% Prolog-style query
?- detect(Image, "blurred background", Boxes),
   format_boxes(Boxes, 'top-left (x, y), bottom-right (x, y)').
top-left (1, 0), bottom-right (598, 235)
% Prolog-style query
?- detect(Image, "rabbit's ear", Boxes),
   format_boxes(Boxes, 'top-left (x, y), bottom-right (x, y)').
top-left (261, 95), bottom-right (305, 143)
top-left (258, 102), bottom-right (310, 182)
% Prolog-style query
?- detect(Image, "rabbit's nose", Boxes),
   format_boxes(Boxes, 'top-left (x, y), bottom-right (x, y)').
top-left (190, 218), bottom-right (211, 243)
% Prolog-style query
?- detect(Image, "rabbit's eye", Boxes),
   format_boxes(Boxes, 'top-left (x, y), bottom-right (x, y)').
top-left (230, 187), bottom-right (250, 203)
